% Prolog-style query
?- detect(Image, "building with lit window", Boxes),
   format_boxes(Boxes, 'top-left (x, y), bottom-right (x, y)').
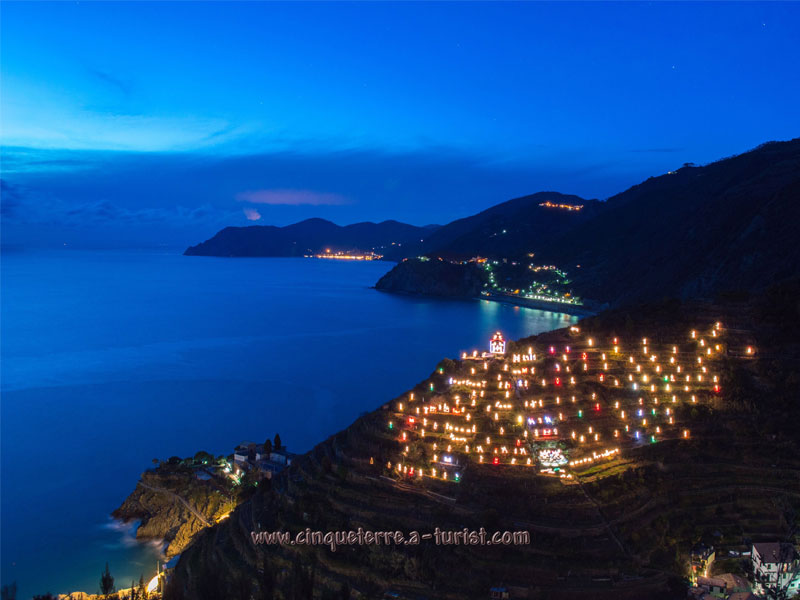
top-left (751, 542), bottom-right (800, 597)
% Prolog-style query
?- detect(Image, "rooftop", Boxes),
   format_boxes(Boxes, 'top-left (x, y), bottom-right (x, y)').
top-left (753, 542), bottom-right (796, 564)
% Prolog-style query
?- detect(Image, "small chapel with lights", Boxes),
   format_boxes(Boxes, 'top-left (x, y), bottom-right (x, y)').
top-left (490, 331), bottom-right (506, 355)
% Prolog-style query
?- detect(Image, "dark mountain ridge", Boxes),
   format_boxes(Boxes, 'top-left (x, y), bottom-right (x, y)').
top-left (539, 138), bottom-right (800, 305)
top-left (382, 191), bottom-right (604, 260)
top-left (185, 138), bottom-right (800, 309)
top-left (373, 191), bottom-right (605, 300)
top-left (184, 218), bottom-right (435, 257)
top-left (376, 138), bottom-right (800, 307)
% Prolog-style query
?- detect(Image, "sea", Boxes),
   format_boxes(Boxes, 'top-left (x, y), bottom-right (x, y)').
top-left (0, 249), bottom-right (577, 598)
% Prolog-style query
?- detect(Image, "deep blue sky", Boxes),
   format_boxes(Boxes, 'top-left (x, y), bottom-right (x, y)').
top-left (2, 1), bottom-right (798, 248)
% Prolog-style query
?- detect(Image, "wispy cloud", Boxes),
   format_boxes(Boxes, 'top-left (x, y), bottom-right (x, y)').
top-left (243, 207), bottom-right (262, 221)
top-left (236, 189), bottom-right (350, 206)
top-left (1, 184), bottom-right (226, 227)
top-left (88, 68), bottom-right (132, 97)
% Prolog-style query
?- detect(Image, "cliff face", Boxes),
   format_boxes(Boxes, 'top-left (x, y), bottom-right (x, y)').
top-left (374, 258), bottom-right (487, 297)
top-left (113, 469), bottom-right (231, 558)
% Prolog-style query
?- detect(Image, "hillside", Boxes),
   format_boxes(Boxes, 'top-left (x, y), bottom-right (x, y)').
top-left (381, 192), bottom-right (605, 261)
top-left (376, 138), bottom-right (800, 307)
top-left (166, 283), bottom-right (800, 600)
top-left (541, 139), bottom-right (800, 305)
top-left (184, 219), bottom-right (436, 257)
top-left (375, 258), bottom-right (488, 297)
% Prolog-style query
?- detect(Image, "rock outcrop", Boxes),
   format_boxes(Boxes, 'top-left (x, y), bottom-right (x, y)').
top-left (113, 468), bottom-right (231, 557)
top-left (375, 258), bottom-right (487, 297)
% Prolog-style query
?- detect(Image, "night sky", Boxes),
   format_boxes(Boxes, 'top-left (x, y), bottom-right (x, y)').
top-left (2, 2), bottom-right (799, 248)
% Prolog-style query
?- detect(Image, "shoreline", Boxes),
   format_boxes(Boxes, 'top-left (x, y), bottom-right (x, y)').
top-left (475, 293), bottom-right (600, 317)
top-left (373, 286), bottom-right (597, 317)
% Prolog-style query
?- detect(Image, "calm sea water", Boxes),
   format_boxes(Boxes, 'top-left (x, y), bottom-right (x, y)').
top-left (0, 249), bottom-right (577, 597)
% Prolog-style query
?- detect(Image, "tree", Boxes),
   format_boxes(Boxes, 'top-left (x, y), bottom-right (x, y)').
top-left (138, 574), bottom-right (148, 599)
top-left (130, 579), bottom-right (139, 600)
top-left (263, 438), bottom-right (273, 455)
top-left (100, 562), bottom-right (115, 598)
top-left (273, 434), bottom-right (282, 451)
top-left (1, 582), bottom-right (16, 600)
top-left (32, 595), bottom-right (57, 600)
top-left (194, 450), bottom-right (213, 464)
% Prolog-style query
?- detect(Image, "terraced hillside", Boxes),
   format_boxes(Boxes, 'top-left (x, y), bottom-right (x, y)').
top-left (168, 288), bottom-right (800, 600)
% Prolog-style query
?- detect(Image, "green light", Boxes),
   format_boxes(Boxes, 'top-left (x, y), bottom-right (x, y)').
top-left (429, 383), bottom-right (434, 391)
top-left (663, 376), bottom-right (669, 382)
top-left (650, 436), bottom-right (656, 443)
top-left (578, 410), bottom-right (583, 418)
top-left (388, 422), bottom-right (394, 430)
top-left (651, 408), bottom-right (656, 415)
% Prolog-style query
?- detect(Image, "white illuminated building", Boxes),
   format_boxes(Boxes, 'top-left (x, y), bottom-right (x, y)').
top-left (490, 331), bottom-right (506, 355)
top-left (751, 542), bottom-right (800, 597)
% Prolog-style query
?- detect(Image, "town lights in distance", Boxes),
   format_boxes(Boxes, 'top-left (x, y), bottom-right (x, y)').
top-left (538, 201), bottom-right (584, 211)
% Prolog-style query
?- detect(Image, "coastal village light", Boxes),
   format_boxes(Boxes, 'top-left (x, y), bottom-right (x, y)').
top-left (390, 325), bottom-right (731, 482)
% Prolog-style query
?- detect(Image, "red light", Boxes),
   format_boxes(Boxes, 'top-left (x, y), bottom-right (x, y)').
top-left (555, 377), bottom-right (561, 386)
top-left (582, 353), bottom-right (587, 360)
top-left (549, 346), bottom-right (555, 354)
top-left (492, 457), bottom-right (500, 465)
top-left (714, 385), bottom-right (720, 393)
top-left (599, 374), bottom-right (605, 382)
top-left (595, 403), bottom-right (600, 411)
top-left (408, 417), bottom-right (415, 424)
